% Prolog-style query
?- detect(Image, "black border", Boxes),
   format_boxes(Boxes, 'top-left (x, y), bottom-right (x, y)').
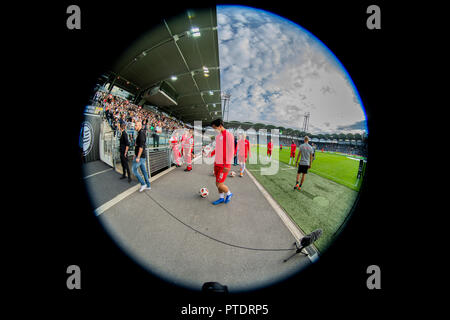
top-left (23, 0), bottom-right (408, 314)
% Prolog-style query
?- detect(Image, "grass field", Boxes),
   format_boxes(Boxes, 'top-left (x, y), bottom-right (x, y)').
top-left (246, 145), bottom-right (364, 252)
top-left (250, 145), bottom-right (364, 191)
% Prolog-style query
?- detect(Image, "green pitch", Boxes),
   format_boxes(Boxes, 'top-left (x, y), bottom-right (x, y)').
top-left (251, 145), bottom-right (364, 191)
top-left (246, 145), bottom-right (364, 252)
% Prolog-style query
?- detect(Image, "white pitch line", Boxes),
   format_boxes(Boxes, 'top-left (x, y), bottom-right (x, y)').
top-left (245, 168), bottom-right (305, 241)
top-left (245, 167), bottom-right (320, 259)
top-left (95, 155), bottom-right (205, 216)
top-left (83, 168), bottom-right (112, 179)
top-left (94, 165), bottom-right (177, 216)
top-left (94, 184), bottom-right (141, 216)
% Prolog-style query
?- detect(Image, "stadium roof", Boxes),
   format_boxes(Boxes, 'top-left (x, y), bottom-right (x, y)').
top-left (110, 7), bottom-right (221, 124)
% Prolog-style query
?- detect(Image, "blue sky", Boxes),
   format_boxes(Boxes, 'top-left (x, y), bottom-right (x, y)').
top-left (217, 5), bottom-right (367, 134)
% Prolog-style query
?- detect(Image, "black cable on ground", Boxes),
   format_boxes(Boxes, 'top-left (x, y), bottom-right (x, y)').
top-left (144, 192), bottom-right (296, 252)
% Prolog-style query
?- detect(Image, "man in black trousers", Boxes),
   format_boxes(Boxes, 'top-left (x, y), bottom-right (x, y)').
top-left (119, 123), bottom-right (131, 182)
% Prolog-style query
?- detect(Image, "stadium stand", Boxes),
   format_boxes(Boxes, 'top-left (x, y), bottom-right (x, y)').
top-left (96, 91), bottom-right (185, 135)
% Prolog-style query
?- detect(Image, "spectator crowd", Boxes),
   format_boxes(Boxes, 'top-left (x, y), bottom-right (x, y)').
top-left (94, 90), bottom-right (185, 135)
top-left (314, 142), bottom-right (367, 157)
top-left (92, 90), bottom-right (367, 157)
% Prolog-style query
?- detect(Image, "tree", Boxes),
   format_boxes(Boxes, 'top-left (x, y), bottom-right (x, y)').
top-left (241, 122), bottom-right (254, 130)
top-left (277, 126), bottom-right (286, 135)
top-left (254, 123), bottom-right (266, 130)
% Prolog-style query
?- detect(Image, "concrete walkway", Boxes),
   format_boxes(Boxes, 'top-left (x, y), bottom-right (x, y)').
top-left (82, 161), bottom-right (133, 209)
top-left (86, 160), bottom-right (311, 292)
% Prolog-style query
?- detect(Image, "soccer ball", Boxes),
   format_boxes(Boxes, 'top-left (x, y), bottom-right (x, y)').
top-left (200, 187), bottom-right (209, 198)
top-left (230, 171), bottom-right (236, 177)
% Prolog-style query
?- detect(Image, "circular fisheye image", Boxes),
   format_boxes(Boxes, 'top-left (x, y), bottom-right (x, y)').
top-left (80, 5), bottom-right (368, 292)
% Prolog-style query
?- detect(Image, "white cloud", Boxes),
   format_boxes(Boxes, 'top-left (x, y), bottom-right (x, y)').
top-left (219, 24), bottom-right (234, 41)
top-left (217, 5), bottom-right (367, 134)
top-left (217, 12), bottom-right (229, 25)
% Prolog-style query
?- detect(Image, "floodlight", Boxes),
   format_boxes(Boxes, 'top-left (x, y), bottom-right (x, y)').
top-left (191, 27), bottom-right (201, 37)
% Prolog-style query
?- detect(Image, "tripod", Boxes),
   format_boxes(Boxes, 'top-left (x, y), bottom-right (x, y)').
top-left (283, 238), bottom-right (311, 263)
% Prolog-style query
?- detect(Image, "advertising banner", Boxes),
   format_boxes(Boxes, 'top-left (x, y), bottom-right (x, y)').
top-left (80, 114), bottom-right (101, 162)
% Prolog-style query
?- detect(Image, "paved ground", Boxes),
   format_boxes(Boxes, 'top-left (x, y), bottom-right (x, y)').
top-left (86, 159), bottom-right (311, 292)
top-left (82, 161), bottom-right (134, 209)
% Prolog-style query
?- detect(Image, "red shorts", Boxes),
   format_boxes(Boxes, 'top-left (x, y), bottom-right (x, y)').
top-left (267, 150), bottom-right (272, 155)
top-left (214, 165), bottom-right (230, 183)
top-left (290, 152), bottom-right (296, 157)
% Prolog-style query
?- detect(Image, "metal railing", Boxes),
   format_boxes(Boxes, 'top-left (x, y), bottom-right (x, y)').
top-left (112, 131), bottom-right (173, 178)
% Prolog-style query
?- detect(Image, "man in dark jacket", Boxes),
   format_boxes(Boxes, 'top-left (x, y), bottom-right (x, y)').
top-left (132, 121), bottom-right (151, 192)
top-left (119, 123), bottom-right (131, 182)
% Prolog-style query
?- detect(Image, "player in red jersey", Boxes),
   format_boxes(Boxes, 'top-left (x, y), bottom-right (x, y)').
top-left (181, 128), bottom-right (194, 171)
top-left (204, 119), bottom-right (234, 205)
top-left (169, 131), bottom-right (182, 167)
top-left (267, 140), bottom-right (273, 160)
top-left (289, 140), bottom-right (297, 165)
top-left (235, 134), bottom-right (251, 177)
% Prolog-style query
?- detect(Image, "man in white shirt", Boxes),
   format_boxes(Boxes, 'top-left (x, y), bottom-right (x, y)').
top-left (294, 136), bottom-right (313, 191)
